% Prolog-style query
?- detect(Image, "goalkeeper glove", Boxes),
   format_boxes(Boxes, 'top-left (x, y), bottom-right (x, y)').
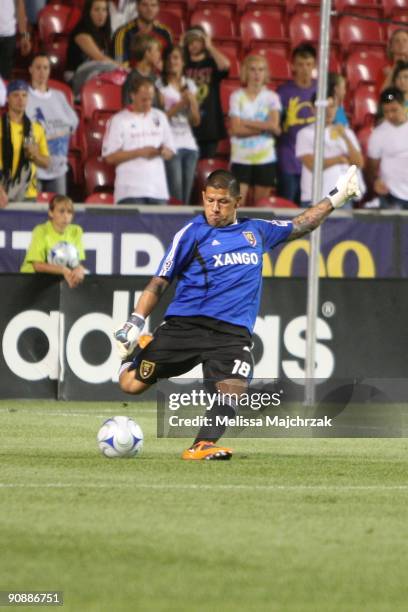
top-left (114, 313), bottom-right (145, 360)
top-left (327, 165), bottom-right (361, 209)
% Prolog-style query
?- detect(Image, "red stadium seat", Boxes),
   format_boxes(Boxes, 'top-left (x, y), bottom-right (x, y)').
top-left (256, 49), bottom-right (291, 85)
top-left (240, 10), bottom-right (288, 50)
top-left (158, 9), bottom-right (185, 38)
top-left (85, 192), bottom-right (115, 205)
top-left (192, 0), bottom-right (237, 18)
top-left (190, 8), bottom-right (237, 38)
top-left (38, 4), bottom-right (81, 44)
top-left (81, 78), bottom-right (122, 123)
top-left (345, 50), bottom-right (387, 91)
top-left (37, 192), bottom-right (56, 204)
top-left (289, 12), bottom-right (330, 47)
top-left (86, 115), bottom-right (111, 157)
top-left (382, 0), bottom-right (408, 17)
top-left (387, 20), bottom-right (408, 39)
top-left (220, 78), bottom-right (240, 114)
top-left (255, 195), bottom-right (298, 208)
top-left (215, 42), bottom-right (241, 78)
top-left (356, 124), bottom-right (374, 156)
top-left (334, 0), bottom-right (383, 17)
top-left (351, 83), bottom-right (378, 128)
top-left (159, 0), bottom-right (188, 19)
top-left (84, 157), bottom-right (115, 195)
top-left (47, 38), bottom-right (69, 78)
top-left (338, 16), bottom-right (385, 53)
top-left (285, 0), bottom-right (320, 14)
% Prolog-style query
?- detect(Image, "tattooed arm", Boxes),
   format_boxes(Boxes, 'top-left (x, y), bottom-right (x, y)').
top-left (133, 276), bottom-right (170, 319)
top-left (288, 198), bottom-right (334, 241)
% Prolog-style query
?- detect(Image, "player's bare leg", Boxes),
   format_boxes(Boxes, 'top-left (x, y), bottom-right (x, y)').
top-left (182, 378), bottom-right (247, 461)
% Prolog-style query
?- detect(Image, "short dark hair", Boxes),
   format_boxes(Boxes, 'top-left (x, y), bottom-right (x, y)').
top-left (204, 170), bottom-right (240, 198)
top-left (130, 32), bottom-right (160, 62)
top-left (392, 60), bottom-right (408, 84)
top-left (49, 194), bottom-right (74, 213)
top-left (129, 76), bottom-right (155, 94)
top-left (30, 53), bottom-right (50, 66)
top-left (380, 86), bottom-right (404, 106)
top-left (292, 43), bottom-right (317, 61)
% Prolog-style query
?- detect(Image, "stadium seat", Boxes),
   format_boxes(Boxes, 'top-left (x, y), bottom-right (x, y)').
top-left (255, 195), bottom-right (298, 208)
top-left (338, 16), bottom-right (385, 53)
top-left (158, 9), bottom-right (186, 38)
top-left (382, 0), bottom-right (408, 18)
top-left (85, 115), bottom-right (111, 157)
top-left (351, 83), bottom-right (378, 128)
top-left (37, 192), bottom-right (56, 204)
top-left (356, 124), bottom-right (374, 156)
top-left (216, 42), bottom-right (241, 78)
top-left (215, 137), bottom-right (231, 157)
top-left (47, 38), bottom-right (69, 78)
top-left (240, 10), bottom-right (288, 50)
top-left (84, 157), bottom-right (115, 195)
top-left (38, 4), bottom-right (81, 44)
top-left (194, 158), bottom-right (230, 197)
top-left (220, 78), bottom-right (240, 114)
top-left (285, 0), bottom-right (320, 14)
top-left (81, 79), bottom-right (122, 123)
top-left (192, 0), bottom-right (237, 18)
top-left (159, 0), bottom-right (188, 19)
top-left (85, 192), bottom-right (115, 205)
top-left (345, 50), bottom-right (387, 91)
top-left (288, 12), bottom-right (329, 47)
top-left (387, 20), bottom-right (408, 39)
top-left (334, 0), bottom-right (383, 18)
top-left (189, 9), bottom-right (237, 38)
top-left (256, 49), bottom-right (291, 85)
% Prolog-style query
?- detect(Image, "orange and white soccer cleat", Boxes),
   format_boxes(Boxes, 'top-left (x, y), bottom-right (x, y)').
top-left (181, 441), bottom-right (233, 461)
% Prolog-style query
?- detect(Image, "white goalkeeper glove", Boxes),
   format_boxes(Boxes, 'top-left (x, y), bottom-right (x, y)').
top-left (114, 313), bottom-right (145, 360)
top-left (327, 165), bottom-right (361, 209)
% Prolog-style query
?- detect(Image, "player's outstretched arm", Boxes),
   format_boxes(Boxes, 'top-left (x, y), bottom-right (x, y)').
top-left (114, 276), bottom-right (170, 359)
top-left (288, 165), bottom-right (361, 241)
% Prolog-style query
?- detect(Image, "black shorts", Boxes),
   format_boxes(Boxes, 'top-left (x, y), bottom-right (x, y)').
top-left (122, 316), bottom-right (254, 386)
top-left (230, 162), bottom-right (277, 188)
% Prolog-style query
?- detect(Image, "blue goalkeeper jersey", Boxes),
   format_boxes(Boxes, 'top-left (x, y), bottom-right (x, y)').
top-left (155, 214), bottom-right (293, 334)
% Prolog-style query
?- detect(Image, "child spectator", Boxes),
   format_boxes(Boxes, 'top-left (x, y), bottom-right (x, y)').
top-left (158, 45), bottom-right (200, 204)
top-left (20, 194), bottom-right (86, 289)
top-left (102, 77), bottom-right (175, 204)
top-left (113, 0), bottom-right (173, 65)
top-left (296, 94), bottom-right (365, 208)
top-left (66, 0), bottom-right (120, 95)
top-left (26, 54), bottom-right (79, 196)
top-left (122, 33), bottom-right (163, 107)
top-left (183, 26), bottom-right (230, 159)
top-left (229, 54), bottom-right (281, 206)
top-left (328, 73), bottom-right (349, 126)
top-left (277, 43), bottom-right (317, 204)
top-left (0, 80), bottom-right (49, 205)
top-left (377, 29), bottom-right (408, 94)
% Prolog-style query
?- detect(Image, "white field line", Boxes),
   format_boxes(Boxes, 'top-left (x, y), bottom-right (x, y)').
top-left (1, 483), bottom-right (408, 492)
top-left (0, 409), bottom-right (154, 417)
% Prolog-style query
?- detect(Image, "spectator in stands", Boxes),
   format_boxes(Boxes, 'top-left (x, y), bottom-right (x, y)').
top-left (102, 77), bottom-right (175, 204)
top-left (391, 61), bottom-right (408, 113)
top-left (158, 45), bottom-right (200, 204)
top-left (277, 43), bottom-right (317, 205)
top-left (20, 194), bottom-right (86, 289)
top-left (296, 94), bottom-right (364, 208)
top-left (25, 0), bottom-right (47, 25)
top-left (122, 33), bottom-right (163, 106)
top-left (0, 80), bottom-right (49, 205)
top-left (0, 0), bottom-right (31, 80)
top-left (113, 0), bottom-right (173, 65)
top-left (328, 72), bottom-right (349, 126)
top-left (66, 0), bottom-right (120, 95)
top-left (0, 77), bottom-right (6, 107)
top-left (26, 54), bottom-right (79, 196)
top-left (367, 87), bottom-right (408, 209)
top-left (183, 26), bottom-right (230, 159)
top-left (229, 54), bottom-right (281, 207)
top-left (377, 29), bottom-right (408, 94)
top-left (109, 0), bottom-right (137, 32)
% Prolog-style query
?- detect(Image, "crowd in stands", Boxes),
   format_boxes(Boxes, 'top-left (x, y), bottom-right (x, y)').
top-left (1, 0), bottom-right (408, 210)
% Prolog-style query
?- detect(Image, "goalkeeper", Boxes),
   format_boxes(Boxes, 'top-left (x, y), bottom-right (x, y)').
top-left (115, 166), bottom-right (360, 460)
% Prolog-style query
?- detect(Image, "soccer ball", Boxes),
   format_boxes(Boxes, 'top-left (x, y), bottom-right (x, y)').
top-left (97, 416), bottom-right (143, 458)
top-left (47, 241), bottom-right (79, 268)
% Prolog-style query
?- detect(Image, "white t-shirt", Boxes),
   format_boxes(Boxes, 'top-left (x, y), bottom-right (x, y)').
top-left (0, 78), bottom-right (6, 107)
top-left (1, 0), bottom-right (16, 36)
top-left (296, 124), bottom-right (365, 202)
top-left (158, 78), bottom-right (198, 152)
top-left (229, 87), bottom-right (281, 165)
top-left (367, 119), bottom-right (408, 200)
top-left (102, 107), bottom-right (176, 202)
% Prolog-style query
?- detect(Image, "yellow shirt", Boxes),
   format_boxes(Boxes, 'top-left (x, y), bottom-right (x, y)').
top-left (0, 120), bottom-right (49, 199)
top-left (20, 221), bottom-right (85, 273)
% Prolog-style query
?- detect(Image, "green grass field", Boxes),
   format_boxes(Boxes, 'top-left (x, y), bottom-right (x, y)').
top-left (1, 399), bottom-right (408, 612)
